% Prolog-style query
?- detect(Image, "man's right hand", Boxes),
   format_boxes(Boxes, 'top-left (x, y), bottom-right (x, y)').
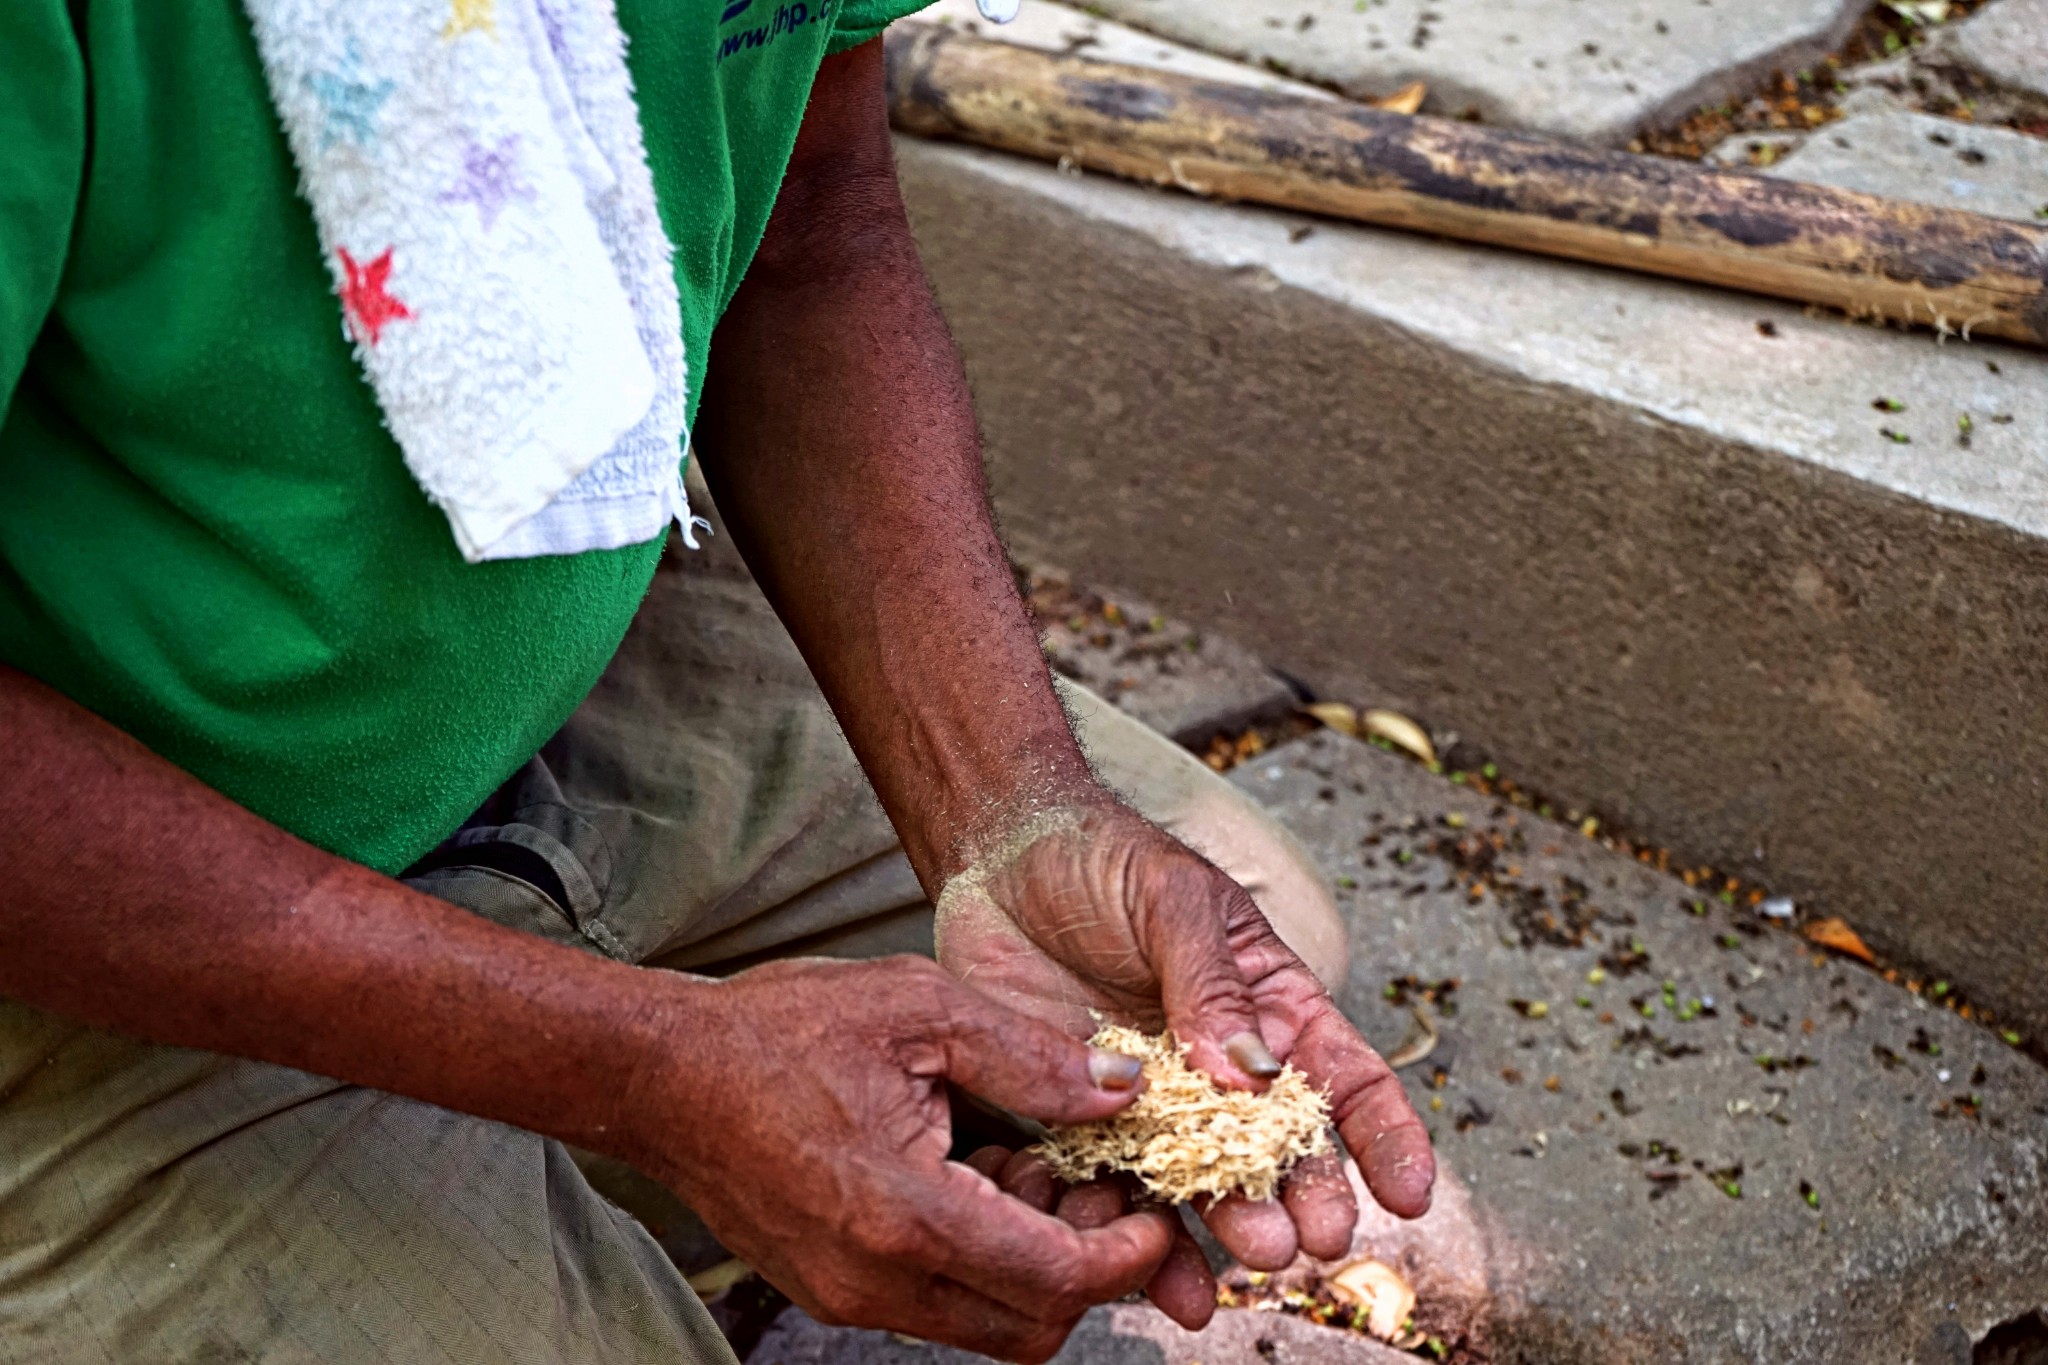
top-left (620, 955), bottom-right (1178, 1363)
top-left (0, 670), bottom-right (1177, 1363)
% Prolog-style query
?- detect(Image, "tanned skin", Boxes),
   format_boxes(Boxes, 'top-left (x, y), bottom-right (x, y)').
top-left (0, 38), bottom-right (1431, 1365)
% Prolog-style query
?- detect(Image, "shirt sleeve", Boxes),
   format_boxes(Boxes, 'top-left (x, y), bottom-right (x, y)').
top-left (826, 0), bottom-right (938, 54)
top-left (0, 2), bottom-right (85, 416)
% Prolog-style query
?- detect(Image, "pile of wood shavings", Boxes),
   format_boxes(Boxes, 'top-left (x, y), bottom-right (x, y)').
top-left (1035, 1024), bottom-right (1331, 1203)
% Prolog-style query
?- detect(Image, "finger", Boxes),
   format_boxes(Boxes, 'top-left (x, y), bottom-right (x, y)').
top-left (1292, 1008), bottom-right (1435, 1218)
top-left (1133, 869), bottom-right (1277, 1090)
top-left (1145, 1217), bottom-right (1217, 1332)
top-left (1198, 1191), bottom-right (1297, 1272)
top-left (919, 976), bottom-right (1147, 1125)
top-left (1282, 1150), bottom-right (1358, 1261)
top-left (998, 1148), bottom-right (1061, 1213)
top-left (1054, 1179), bottom-right (1126, 1229)
top-left (904, 1161), bottom-right (1174, 1319)
top-left (964, 1145), bottom-right (1014, 1180)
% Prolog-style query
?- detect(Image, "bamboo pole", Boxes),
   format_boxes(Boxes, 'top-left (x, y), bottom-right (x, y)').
top-left (883, 23), bottom-right (2048, 349)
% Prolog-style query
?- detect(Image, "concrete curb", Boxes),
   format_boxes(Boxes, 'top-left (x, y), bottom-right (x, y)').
top-left (896, 135), bottom-right (2048, 1034)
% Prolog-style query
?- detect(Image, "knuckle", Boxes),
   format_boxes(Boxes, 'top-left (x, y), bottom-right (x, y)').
top-left (1184, 969), bottom-right (1255, 1024)
top-left (860, 1212), bottom-right (929, 1264)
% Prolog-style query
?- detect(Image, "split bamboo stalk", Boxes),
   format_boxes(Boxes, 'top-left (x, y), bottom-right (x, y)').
top-left (883, 23), bottom-right (2048, 349)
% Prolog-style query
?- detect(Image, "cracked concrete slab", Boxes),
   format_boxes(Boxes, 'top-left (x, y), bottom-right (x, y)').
top-left (1227, 731), bottom-right (2048, 1362)
top-left (1952, 0), bottom-right (2048, 110)
top-left (1072, 0), bottom-right (1867, 145)
top-left (1025, 572), bottom-right (1299, 745)
top-left (920, 0), bottom-right (1333, 98)
top-left (1761, 109), bottom-right (2048, 221)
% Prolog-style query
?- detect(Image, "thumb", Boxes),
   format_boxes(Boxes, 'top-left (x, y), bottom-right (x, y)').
top-left (1136, 866), bottom-right (1279, 1090)
top-left (922, 980), bottom-right (1149, 1126)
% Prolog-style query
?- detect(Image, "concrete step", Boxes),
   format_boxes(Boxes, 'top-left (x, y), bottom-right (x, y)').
top-left (1228, 732), bottom-right (2048, 1362)
top-left (1075, 0), bottom-right (1867, 146)
top-left (1753, 109), bottom-right (2048, 221)
top-left (743, 729), bottom-right (2048, 1363)
top-left (889, 5), bottom-right (2048, 1037)
top-left (1024, 568), bottom-right (1300, 747)
top-left (1951, 0), bottom-right (2048, 114)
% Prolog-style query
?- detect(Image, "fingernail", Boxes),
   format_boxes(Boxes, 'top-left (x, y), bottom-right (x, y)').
top-left (1225, 1031), bottom-right (1283, 1079)
top-left (1088, 1048), bottom-right (1144, 1091)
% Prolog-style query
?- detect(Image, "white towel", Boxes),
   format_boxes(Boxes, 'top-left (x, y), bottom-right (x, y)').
top-left (241, 0), bottom-right (697, 562)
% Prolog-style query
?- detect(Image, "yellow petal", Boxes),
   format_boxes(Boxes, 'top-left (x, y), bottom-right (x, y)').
top-left (1304, 701), bottom-right (1361, 736)
top-left (1361, 709), bottom-right (1437, 764)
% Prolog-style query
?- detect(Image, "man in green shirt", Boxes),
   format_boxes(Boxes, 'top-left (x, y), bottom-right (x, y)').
top-left (0, 3), bottom-right (1433, 1361)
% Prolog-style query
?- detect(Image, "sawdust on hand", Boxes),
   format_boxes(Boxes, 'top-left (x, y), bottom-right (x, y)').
top-left (1034, 1023), bottom-right (1331, 1203)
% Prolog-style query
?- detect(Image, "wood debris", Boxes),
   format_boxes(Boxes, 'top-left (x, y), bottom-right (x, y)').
top-left (1326, 1258), bottom-right (1416, 1342)
top-left (1035, 1024), bottom-right (1331, 1203)
top-left (1803, 915), bottom-right (1877, 964)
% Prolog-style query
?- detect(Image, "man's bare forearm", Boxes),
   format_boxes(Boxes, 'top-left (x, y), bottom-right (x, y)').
top-left (695, 41), bottom-right (1101, 889)
top-left (0, 662), bottom-right (689, 1156)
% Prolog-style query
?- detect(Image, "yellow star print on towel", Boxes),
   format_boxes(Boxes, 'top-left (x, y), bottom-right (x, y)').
top-left (442, 0), bottom-right (495, 38)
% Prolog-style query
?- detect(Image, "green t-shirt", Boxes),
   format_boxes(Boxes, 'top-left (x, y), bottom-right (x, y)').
top-left (0, 0), bottom-right (927, 874)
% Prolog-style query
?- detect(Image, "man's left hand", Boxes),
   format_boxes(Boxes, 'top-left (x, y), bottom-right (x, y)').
top-left (933, 799), bottom-right (1436, 1324)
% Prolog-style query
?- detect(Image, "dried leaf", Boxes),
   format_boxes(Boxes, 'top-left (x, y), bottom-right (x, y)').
top-left (1361, 709), bottom-right (1437, 765)
top-left (1803, 916), bottom-right (1875, 964)
top-left (1385, 1006), bottom-right (1438, 1070)
top-left (1304, 702), bottom-right (1361, 736)
top-left (1372, 81), bottom-right (1427, 115)
top-left (1327, 1258), bottom-right (1416, 1342)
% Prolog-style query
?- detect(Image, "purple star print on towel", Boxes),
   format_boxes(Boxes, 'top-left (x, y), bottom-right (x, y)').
top-left (440, 135), bottom-right (537, 232)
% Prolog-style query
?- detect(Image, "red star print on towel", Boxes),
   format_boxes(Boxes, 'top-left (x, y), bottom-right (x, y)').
top-left (337, 246), bottom-right (414, 346)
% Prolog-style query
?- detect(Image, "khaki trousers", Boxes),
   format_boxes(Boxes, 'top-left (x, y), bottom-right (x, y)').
top-left (0, 534), bottom-right (1341, 1365)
